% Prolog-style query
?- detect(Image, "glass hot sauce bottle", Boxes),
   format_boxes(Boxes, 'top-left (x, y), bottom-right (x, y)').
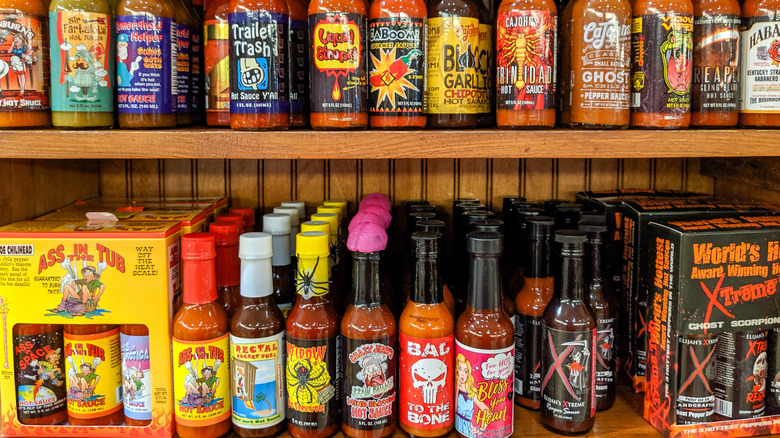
top-left (414, 219), bottom-right (456, 316)
top-left (739, 0), bottom-right (780, 127)
top-left (120, 324), bottom-right (152, 425)
top-left (204, 0), bottom-right (230, 126)
top-left (287, 0), bottom-right (309, 127)
top-left (263, 213), bottom-right (296, 318)
top-left (13, 324), bottom-right (67, 425)
top-left (210, 220), bottom-right (241, 317)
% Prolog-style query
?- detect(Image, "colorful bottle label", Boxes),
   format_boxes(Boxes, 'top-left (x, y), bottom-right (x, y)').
top-left (176, 23), bottom-right (191, 113)
top-left (514, 314), bottom-right (542, 401)
top-left (289, 18), bottom-right (308, 114)
top-left (49, 11), bottom-right (112, 113)
top-left (595, 317), bottom-right (616, 405)
top-left (0, 11), bottom-right (49, 112)
top-left (286, 335), bottom-right (339, 429)
top-left (228, 11), bottom-right (288, 114)
top-left (399, 333), bottom-right (454, 430)
top-left (477, 22), bottom-right (492, 114)
top-left (453, 341), bottom-right (513, 438)
top-left (278, 302), bottom-right (293, 318)
top-left (190, 26), bottom-right (202, 113)
top-left (540, 326), bottom-right (596, 424)
top-left (172, 334), bottom-right (231, 427)
top-left (368, 17), bottom-right (424, 116)
top-left (630, 14), bottom-right (693, 114)
top-left (13, 329), bottom-right (66, 420)
top-left (692, 14), bottom-right (739, 113)
top-left (120, 333), bottom-right (152, 421)
top-left (739, 17), bottom-right (780, 113)
top-left (116, 15), bottom-right (177, 114)
top-left (64, 328), bottom-right (123, 419)
top-left (714, 331), bottom-right (767, 419)
top-left (204, 20), bottom-right (230, 112)
top-left (496, 11), bottom-right (555, 111)
top-left (343, 337), bottom-right (396, 431)
top-left (425, 17), bottom-right (486, 114)
top-left (309, 12), bottom-right (367, 114)
top-left (230, 332), bottom-right (286, 429)
top-left (676, 334), bottom-right (718, 425)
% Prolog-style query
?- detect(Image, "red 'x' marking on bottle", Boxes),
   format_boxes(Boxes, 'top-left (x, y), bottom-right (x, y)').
top-left (701, 274), bottom-right (734, 334)
top-left (678, 345), bottom-right (716, 394)
top-left (541, 332), bottom-right (579, 400)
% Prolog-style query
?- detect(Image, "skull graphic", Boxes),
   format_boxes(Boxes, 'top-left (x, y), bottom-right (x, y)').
top-left (411, 358), bottom-right (447, 404)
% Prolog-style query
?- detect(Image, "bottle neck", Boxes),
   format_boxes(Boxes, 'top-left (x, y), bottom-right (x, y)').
top-left (271, 233), bottom-right (291, 267)
top-left (467, 254), bottom-right (502, 310)
top-left (527, 238), bottom-right (551, 278)
top-left (412, 254), bottom-right (443, 305)
top-left (183, 258), bottom-right (217, 304)
top-left (351, 252), bottom-right (382, 307)
top-left (555, 252), bottom-right (585, 302)
top-left (585, 238), bottom-right (604, 285)
top-left (240, 256), bottom-right (273, 298)
top-left (215, 244), bottom-right (239, 287)
top-left (295, 253), bottom-right (330, 301)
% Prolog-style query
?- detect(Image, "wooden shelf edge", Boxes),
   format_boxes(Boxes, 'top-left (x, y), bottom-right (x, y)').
top-left (4, 128), bottom-right (777, 159)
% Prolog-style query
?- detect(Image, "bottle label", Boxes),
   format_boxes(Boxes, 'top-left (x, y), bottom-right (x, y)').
top-left (295, 255), bottom-right (329, 299)
top-left (64, 328), bottom-right (123, 419)
top-left (278, 302), bottom-right (293, 318)
top-left (172, 334), bottom-right (231, 427)
top-left (176, 23), bottom-right (191, 113)
top-left (692, 14), bottom-right (739, 113)
top-left (676, 334), bottom-right (718, 425)
top-left (289, 18), bottom-right (308, 113)
top-left (477, 22), bottom-right (492, 114)
top-left (514, 313), bottom-right (542, 401)
top-left (49, 11), bottom-right (112, 113)
top-left (116, 15), bottom-right (176, 114)
top-left (286, 335), bottom-right (339, 429)
top-left (368, 17), bottom-right (425, 116)
top-left (770, 329), bottom-right (780, 416)
top-left (343, 337), bottom-right (397, 431)
top-left (204, 21), bottom-right (230, 112)
top-left (120, 333), bottom-right (152, 421)
top-left (739, 17), bottom-right (780, 113)
top-left (399, 333), bottom-right (454, 430)
top-left (714, 331), bottom-right (767, 419)
top-left (453, 341), bottom-right (514, 438)
top-left (0, 11), bottom-right (49, 112)
top-left (540, 326), bottom-right (596, 424)
top-left (630, 14), bottom-right (693, 114)
top-left (595, 317), bottom-right (616, 405)
top-left (425, 17), bottom-right (486, 114)
top-left (230, 332), bottom-right (286, 428)
top-left (190, 26), bottom-right (202, 113)
top-left (228, 11), bottom-right (288, 114)
top-left (309, 12), bottom-right (367, 114)
top-left (13, 330), bottom-right (66, 420)
top-left (496, 11), bottom-right (556, 111)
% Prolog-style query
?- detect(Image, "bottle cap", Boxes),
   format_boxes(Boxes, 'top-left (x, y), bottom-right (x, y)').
top-left (502, 196), bottom-right (526, 213)
top-left (357, 205), bottom-right (391, 229)
top-left (281, 201), bottom-right (306, 221)
top-left (412, 231), bottom-right (441, 258)
top-left (317, 206), bottom-right (342, 224)
top-left (578, 223), bottom-right (608, 234)
top-left (462, 210), bottom-right (494, 224)
top-left (466, 231), bottom-right (503, 255)
top-left (543, 199), bottom-right (567, 216)
top-left (209, 221), bottom-right (240, 247)
top-left (349, 211), bottom-right (384, 233)
top-left (526, 216), bottom-right (555, 240)
top-left (230, 207), bottom-right (256, 231)
top-left (405, 199), bottom-right (429, 215)
top-left (263, 213), bottom-right (291, 235)
top-left (274, 207), bottom-right (301, 226)
top-left (301, 220), bottom-right (331, 236)
top-left (415, 219), bottom-right (445, 233)
top-left (311, 213), bottom-right (339, 244)
top-left (554, 229), bottom-right (588, 244)
top-left (324, 200), bottom-right (348, 216)
top-left (182, 232), bottom-right (216, 260)
top-left (239, 232), bottom-right (273, 259)
top-left (471, 219), bottom-right (504, 234)
top-left (297, 231), bottom-right (330, 258)
top-left (360, 194), bottom-right (392, 212)
top-left (409, 204), bottom-right (436, 214)
top-left (453, 198), bottom-right (479, 208)
top-left (216, 212), bottom-right (245, 232)
top-left (182, 233), bottom-right (217, 304)
top-left (579, 211), bottom-right (607, 226)
top-left (454, 203), bottom-right (485, 219)
top-left (347, 222), bottom-right (388, 252)
top-left (556, 202), bottom-right (582, 213)
top-left (511, 200), bottom-right (539, 211)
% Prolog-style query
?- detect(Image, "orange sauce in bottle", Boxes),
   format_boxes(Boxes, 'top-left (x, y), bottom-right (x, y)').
top-left (12, 324), bottom-right (66, 425)
top-left (120, 324), bottom-right (152, 426)
top-left (204, 0), bottom-right (230, 126)
top-left (287, 0), bottom-right (309, 127)
top-left (172, 233), bottom-right (232, 438)
top-left (210, 220), bottom-right (241, 317)
top-left (739, 0), bottom-right (780, 127)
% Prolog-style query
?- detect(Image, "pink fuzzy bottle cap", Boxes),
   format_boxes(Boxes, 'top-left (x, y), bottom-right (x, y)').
top-left (349, 211), bottom-right (384, 233)
top-left (347, 222), bottom-right (388, 252)
top-left (358, 205), bottom-right (392, 229)
top-left (360, 193), bottom-right (392, 211)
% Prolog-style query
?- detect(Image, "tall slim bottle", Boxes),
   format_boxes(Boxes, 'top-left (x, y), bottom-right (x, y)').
top-left (13, 324), bottom-right (66, 425)
top-left (204, 0), bottom-right (231, 126)
top-left (540, 230), bottom-right (596, 434)
top-left (287, 0), bottom-right (310, 127)
top-left (230, 233), bottom-right (286, 437)
top-left (120, 324), bottom-right (152, 425)
top-left (263, 213), bottom-right (296, 318)
top-left (210, 220), bottom-right (241, 317)
top-left (739, 0), bottom-right (780, 127)
top-left (174, 0), bottom-right (194, 125)
top-left (414, 220), bottom-right (456, 316)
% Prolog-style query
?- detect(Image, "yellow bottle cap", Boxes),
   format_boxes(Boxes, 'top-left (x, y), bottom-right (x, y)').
top-left (324, 200), bottom-right (347, 216)
top-left (296, 231), bottom-right (330, 258)
top-left (301, 220), bottom-right (331, 236)
top-left (317, 206), bottom-right (342, 224)
top-left (311, 213), bottom-right (339, 244)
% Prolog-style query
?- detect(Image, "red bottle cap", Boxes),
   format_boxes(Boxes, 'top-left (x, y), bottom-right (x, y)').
top-left (181, 233), bottom-right (217, 304)
top-left (210, 222), bottom-right (240, 287)
top-left (217, 213), bottom-right (245, 233)
top-left (230, 207), bottom-right (256, 232)
top-left (182, 232), bottom-right (216, 260)
top-left (209, 221), bottom-right (240, 247)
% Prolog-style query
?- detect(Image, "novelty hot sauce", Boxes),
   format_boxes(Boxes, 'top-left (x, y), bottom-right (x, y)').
top-left (120, 324), bottom-right (152, 426)
top-left (172, 233), bottom-right (232, 438)
top-left (739, 0), bottom-right (780, 127)
top-left (204, 0), bottom-right (230, 126)
top-left (308, 0), bottom-right (368, 129)
top-left (174, 0), bottom-right (194, 126)
top-left (13, 324), bottom-right (67, 425)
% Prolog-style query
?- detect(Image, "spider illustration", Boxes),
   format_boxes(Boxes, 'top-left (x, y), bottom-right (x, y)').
top-left (295, 256), bottom-right (331, 299)
top-left (286, 358), bottom-right (331, 405)
top-left (329, 243), bottom-right (340, 267)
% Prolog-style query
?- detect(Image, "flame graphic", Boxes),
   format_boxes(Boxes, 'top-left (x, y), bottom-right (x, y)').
top-left (332, 80), bottom-right (341, 101)
top-left (3, 405), bottom-right (173, 436)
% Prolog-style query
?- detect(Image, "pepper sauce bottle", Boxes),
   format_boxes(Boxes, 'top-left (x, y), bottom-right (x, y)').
top-left (739, 0), bottom-right (780, 127)
top-left (210, 220), bottom-right (241, 317)
top-left (13, 324), bottom-right (66, 425)
top-left (308, 0), bottom-right (368, 129)
top-left (414, 219), bottom-right (456, 316)
top-left (455, 232), bottom-right (514, 438)
top-left (174, 0), bottom-right (193, 125)
top-left (229, 0), bottom-right (289, 129)
top-left (476, 0), bottom-right (493, 128)
top-left (172, 233), bottom-right (232, 438)
top-left (231, 207), bottom-right (257, 233)
top-left (263, 213), bottom-right (296, 318)
top-left (49, 0), bottom-right (113, 127)
top-left (287, 0), bottom-right (309, 127)
top-left (690, 0), bottom-right (740, 126)
top-left (188, 0), bottom-right (204, 124)
top-left (204, 0), bottom-right (231, 126)
top-left (230, 233), bottom-right (286, 437)
top-left (495, 0), bottom-right (557, 128)
top-left (399, 232), bottom-right (455, 438)
top-left (286, 231), bottom-right (341, 438)
top-left (120, 324), bottom-right (152, 426)
top-left (630, 0), bottom-right (694, 128)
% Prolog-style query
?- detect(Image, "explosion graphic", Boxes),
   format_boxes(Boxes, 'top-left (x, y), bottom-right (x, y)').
top-left (369, 47), bottom-right (420, 109)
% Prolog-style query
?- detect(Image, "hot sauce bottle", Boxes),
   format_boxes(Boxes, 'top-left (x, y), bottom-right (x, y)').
top-left (368, 0), bottom-right (426, 128)
top-left (287, 0), bottom-right (309, 127)
top-left (229, 0), bottom-right (289, 129)
top-left (495, 0), bottom-right (556, 128)
top-left (476, 0), bottom-right (493, 128)
top-left (399, 232), bottom-right (455, 438)
top-left (308, 0), bottom-right (368, 129)
top-left (341, 224), bottom-right (397, 438)
top-left (12, 324), bottom-right (66, 425)
top-left (120, 324), bottom-right (152, 426)
top-left (263, 213), bottom-right (296, 318)
top-left (204, 0), bottom-right (230, 126)
top-left (210, 220), bottom-right (241, 317)
top-left (49, 0), bottom-right (113, 128)
top-left (63, 324), bottom-right (124, 425)
top-left (312, 212), bottom-right (347, 314)
top-left (275, 206), bottom-right (302, 256)
top-left (714, 330), bottom-right (768, 420)
top-left (503, 205), bottom-right (542, 296)
top-left (566, 0), bottom-right (631, 128)
top-left (739, 0), bottom-right (780, 127)
top-left (676, 333), bottom-right (718, 424)
top-left (231, 207), bottom-right (257, 233)
top-left (286, 231), bottom-right (341, 438)
top-left (188, 0), bottom-right (204, 124)
top-left (514, 216), bottom-right (553, 410)
top-left (690, 0), bottom-right (740, 126)
top-left (172, 233), bottom-right (232, 438)
top-left (414, 219), bottom-right (456, 316)
top-left (0, 0), bottom-right (50, 128)
top-left (770, 328), bottom-right (780, 415)
top-left (630, 0), bottom-right (694, 128)
top-left (455, 232), bottom-right (514, 438)
top-left (540, 230), bottom-right (596, 434)
top-left (579, 222), bottom-right (617, 411)
top-left (175, 0), bottom-right (193, 125)
top-left (230, 233), bottom-right (286, 437)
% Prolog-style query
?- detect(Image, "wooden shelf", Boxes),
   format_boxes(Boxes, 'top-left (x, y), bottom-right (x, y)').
top-left (4, 128), bottom-right (778, 159)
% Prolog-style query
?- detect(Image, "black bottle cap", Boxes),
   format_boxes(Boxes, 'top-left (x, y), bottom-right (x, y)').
top-left (462, 210), bottom-right (494, 223)
top-left (416, 219), bottom-right (445, 233)
top-left (502, 196), bottom-right (526, 212)
top-left (526, 216), bottom-right (555, 240)
top-left (556, 202), bottom-right (582, 213)
top-left (555, 229), bottom-right (587, 244)
top-left (471, 219), bottom-right (504, 234)
top-left (413, 231), bottom-right (441, 258)
top-left (544, 199), bottom-right (567, 216)
top-left (454, 203), bottom-right (486, 218)
top-left (453, 198), bottom-right (480, 207)
top-left (515, 207), bottom-right (543, 219)
top-left (578, 223), bottom-right (607, 234)
top-left (466, 231), bottom-right (503, 255)
top-left (409, 211), bottom-right (436, 222)
top-left (579, 211), bottom-right (607, 225)
top-left (410, 204), bottom-right (437, 214)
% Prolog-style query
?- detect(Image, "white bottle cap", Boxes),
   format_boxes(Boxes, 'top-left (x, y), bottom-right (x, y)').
top-left (239, 232), bottom-right (273, 298)
top-left (238, 232), bottom-right (273, 260)
top-left (273, 207), bottom-right (300, 226)
top-left (263, 213), bottom-right (292, 235)
top-left (281, 201), bottom-right (306, 221)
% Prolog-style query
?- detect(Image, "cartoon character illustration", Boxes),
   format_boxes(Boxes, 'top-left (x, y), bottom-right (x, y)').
top-left (599, 327), bottom-right (614, 361)
top-left (287, 356), bottom-right (331, 405)
top-left (180, 357), bottom-right (223, 407)
top-left (117, 33), bottom-right (141, 87)
top-left (749, 351), bottom-right (768, 393)
top-left (58, 42), bottom-right (109, 101)
top-left (411, 358), bottom-right (447, 404)
top-left (660, 30), bottom-right (692, 94)
top-left (369, 48), bottom-right (421, 108)
top-left (123, 366), bottom-right (145, 401)
top-left (351, 351), bottom-right (391, 399)
top-left (7, 33), bottom-right (37, 95)
top-left (67, 357), bottom-right (102, 401)
top-left (17, 349), bottom-right (63, 402)
top-left (51, 258), bottom-right (108, 317)
top-left (455, 354), bottom-right (489, 435)
top-left (38, 349), bottom-right (64, 387)
top-left (237, 57), bottom-right (268, 90)
top-left (563, 340), bottom-right (591, 392)
top-left (235, 366), bottom-right (246, 398)
top-left (498, 22), bottom-right (549, 91)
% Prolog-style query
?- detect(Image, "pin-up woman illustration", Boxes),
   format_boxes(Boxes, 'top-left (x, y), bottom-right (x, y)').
top-left (455, 354), bottom-right (489, 435)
